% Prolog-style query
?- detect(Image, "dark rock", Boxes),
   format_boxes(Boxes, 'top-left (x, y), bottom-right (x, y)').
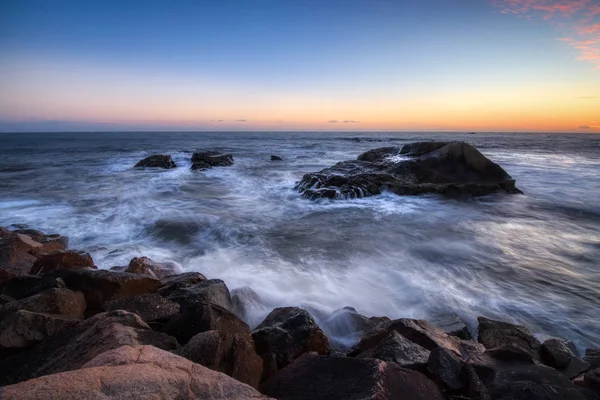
top-left (463, 364), bottom-right (492, 400)
top-left (430, 312), bottom-right (472, 340)
top-left (0, 310), bottom-right (81, 349)
top-left (584, 368), bottom-right (600, 394)
top-left (260, 352), bottom-right (278, 382)
top-left (157, 271), bottom-right (207, 297)
top-left (271, 155), bottom-right (283, 161)
top-left (165, 278), bottom-right (234, 311)
top-left (585, 349), bottom-right (600, 370)
top-left (29, 250), bottom-right (95, 275)
top-left (477, 316), bottom-right (541, 360)
top-left (252, 307), bottom-right (330, 369)
top-left (485, 344), bottom-right (537, 364)
top-left (296, 141), bottom-right (522, 200)
top-left (0, 275), bottom-right (65, 300)
top-left (125, 256), bottom-right (181, 279)
top-left (0, 268), bottom-right (14, 286)
top-left (0, 294), bottom-right (13, 305)
top-left (0, 345), bottom-right (269, 400)
top-left (0, 310), bottom-right (179, 386)
top-left (162, 302), bottom-right (250, 345)
top-left (0, 233), bottom-right (43, 272)
top-left (190, 160), bottom-right (212, 170)
top-left (134, 154), bottom-right (176, 169)
top-left (541, 339), bottom-right (590, 379)
top-left (323, 307), bottom-right (382, 351)
top-left (356, 330), bottom-right (430, 369)
top-left (0, 288), bottom-right (85, 320)
top-left (231, 286), bottom-right (264, 320)
top-left (191, 151), bottom-right (233, 169)
top-left (427, 347), bottom-right (465, 390)
top-left (104, 293), bottom-right (180, 323)
top-left (261, 354), bottom-right (444, 400)
top-left (459, 339), bottom-right (487, 359)
top-left (176, 330), bottom-right (263, 388)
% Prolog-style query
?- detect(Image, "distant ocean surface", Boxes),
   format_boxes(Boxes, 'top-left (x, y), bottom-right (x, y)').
top-left (1, 131), bottom-right (599, 350)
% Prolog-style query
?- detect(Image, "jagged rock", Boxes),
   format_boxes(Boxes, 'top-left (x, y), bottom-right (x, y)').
top-left (157, 271), bottom-right (207, 297)
top-left (0, 288), bottom-right (85, 320)
top-left (485, 344), bottom-right (537, 364)
top-left (104, 293), bottom-right (180, 323)
top-left (0, 268), bottom-right (15, 286)
top-left (29, 250), bottom-right (95, 275)
top-left (0, 233), bottom-right (42, 272)
top-left (165, 278), bottom-right (234, 311)
top-left (463, 364), bottom-right (492, 400)
top-left (125, 256), bottom-right (180, 279)
top-left (0, 275), bottom-right (65, 300)
top-left (0, 345), bottom-right (269, 400)
top-left (584, 368), bottom-right (600, 394)
top-left (271, 155), bottom-right (283, 161)
top-left (459, 339), bottom-right (487, 359)
top-left (162, 302), bottom-right (250, 345)
top-left (191, 151), bottom-right (233, 170)
top-left (176, 330), bottom-right (263, 388)
top-left (190, 160), bottom-right (212, 170)
top-left (477, 316), bottom-right (541, 360)
top-left (541, 339), bottom-right (590, 379)
top-left (0, 310), bottom-right (179, 386)
top-left (261, 354), bottom-right (444, 400)
top-left (585, 349), bottom-right (600, 370)
top-left (0, 310), bottom-right (81, 349)
top-left (427, 347), bottom-right (465, 390)
top-left (231, 286), bottom-right (264, 320)
top-left (322, 307), bottom-right (384, 351)
top-left (430, 312), bottom-right (471, 340)
top-left (252, 307), bottom-right (330, 369)
top-left (0, 294), bottom-right (13, 305)
top-left (296, 142), bottom-right (522, 200)
top-left (134, 154), bottom-right (176, 169)
top-left (356, 330), bottom-right (430, 369)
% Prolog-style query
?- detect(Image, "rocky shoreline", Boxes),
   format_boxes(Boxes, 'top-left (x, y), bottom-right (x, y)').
top-left (0, 226), bottom-right (599, 399)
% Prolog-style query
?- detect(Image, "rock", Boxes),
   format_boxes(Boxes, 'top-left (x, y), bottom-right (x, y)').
top-left (134, 154), bottom-right (176, 169)
top-left (0, 268), bottom-right (15, 286)
top-left (322, 307), bottom-right (382, 351)
top-left (162, 302), bottom-right (250, 345)
top-left (104, 293), bottom-right (180, 323)
top-left (355, 330), bottom-right (430, 369)
top-left (0, 288), bottom-right (85, 320)
top-left (584, 368), bottom-right (600, 393)
top-left (271, 155), bottom-right (283, 161)
top-left (430, 312), bottom-right (472, 340)
top-left (261, 354), bottom-right (444, 400)
top-left (485, 344), bottom-right (537, 364)
top-left (157, 271), bottom-right (207, 297)
top-left (477, 316), bottom-right (541, 359)
top-left (0, 310), bottom-right (81, 349)
top-left (176, 330), bottom-right (263, 388)
top-left (29, 250), bottom-right (95, 275)
top-left (252, 307), bottom-right (330, 369)
top-left (260, 352), bottom-right (278, 382)
top-left (0, 294), bottom-right (14, 304)
top-left (349, 318), bottom-right (462, 357)
top-left (125, 256), bottom-right (180, 279)
top-left (31, 233), bottom-right (68, 252)
top-left (428, 347), bottom-right (465, 390)
top-left (463, 364), bottom-right (492, 400)
top-left (190, 160), bottom-right (212, 170)
top-left (0, 233), bottom-right (42, 272)
top-left (165, 278), bottom-right (234, 311)
top-left (0, 345), bottom-right (270, 400)
top-left (296, 141), bottom-right (522, 200)
top-left (0, 275), bottom-right (66, 300)
top-left (459, 339), bottom-right (487, 359)
top-left (541, 339), bottom-right (591, 379)
top-left (0, 310), bottom-right (179, 386)
top-left (585, 349), bottom-right (600, 370)
top-left (191, 151), bottom-right (233, 170)
top-left (50, 269), bottom-right (161, 315)
top-left (231, 286), bottom-right (264, 320)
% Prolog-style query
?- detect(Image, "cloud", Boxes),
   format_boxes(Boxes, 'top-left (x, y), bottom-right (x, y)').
top-left (211, 120), bottom-right (224, 122)
top-left (491, 0), bottom-right (600, 68)
top-left (343, 120), bottom-right (360, 123)
top-left (235, 119), bottom-right (247, 122)
top-left (573, 96), bottom-right (596, 99)
top-left (579, 125), bottom-right (591, 128)
top-left (327, 120), bottom-right (338, 123)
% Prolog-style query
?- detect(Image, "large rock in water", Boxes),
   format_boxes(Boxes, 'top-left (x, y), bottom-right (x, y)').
top-left (134, 154), bottom-right (176, 169)
top-left (296, 141), bottom-right (522, 199)
top-left (477, 316), bottom-right (541, 360)
top-left (0, 345), bottom-right (270, 400)
top-left (191, 151), bottom-right (233, 170)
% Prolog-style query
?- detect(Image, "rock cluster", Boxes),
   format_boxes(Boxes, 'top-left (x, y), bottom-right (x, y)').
top-left (1, 226), bottom-right (599, 399)
top-left (134, 154), bottom-right (177, 169)
top-left (133, 151), bottom-right (234, 171)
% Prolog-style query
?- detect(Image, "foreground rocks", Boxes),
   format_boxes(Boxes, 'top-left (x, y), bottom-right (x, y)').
top-left (296, 141), bottom-right (522, 199)
top-left (191, 151), bottom-right (234, 170)
top-left (134, 154), bottom-right (177, 169)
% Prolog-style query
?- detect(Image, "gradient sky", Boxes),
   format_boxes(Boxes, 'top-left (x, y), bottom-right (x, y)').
top-left (1, 0), bottom-right (599, 132)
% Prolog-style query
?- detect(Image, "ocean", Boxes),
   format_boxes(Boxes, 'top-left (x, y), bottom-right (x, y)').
top-left (0, 131), bottom-right (599, 351)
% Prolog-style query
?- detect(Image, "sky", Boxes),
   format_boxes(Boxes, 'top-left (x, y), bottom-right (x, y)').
top-left (0, 0), bottom-right (599, 132)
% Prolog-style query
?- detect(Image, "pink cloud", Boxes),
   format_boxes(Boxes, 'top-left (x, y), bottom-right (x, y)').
top-left (491, 0), bottom-right (600, 68)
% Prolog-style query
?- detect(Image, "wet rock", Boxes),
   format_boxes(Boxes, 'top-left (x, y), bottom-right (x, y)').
top-left (477, 316), bottom-right (541, 360)
top-left (584, 368), bottom-right (600, 394)
top-left (427, 347), bottom-right (465, 390)
top-left (29, 250), bottom-right (95, 275)
top-left (125, 256), bottom-right (181, 279)
top-left (0, 310), bottom-right (179, 386)
top-left (190, 160), bottom-right (212, 170)
top-left (252, 307), bottom-right (330, 369)
top-left (0, 345), bottom-right (269, 400)
top-left (0, 310), bottom-right (81, 349)
top-left (585, 349), bottom-right (600, 370)
top-left (485, 344), bottom-right (537, 364)
top-left (0, 288), bottom-right (85, 320)
top-left (0, 294), bottom-right (13, 305)
top-left (0, 233), bottom-right (42, 272)
top-left (104, 293), bottom-right (180, 323)
top-left (157, 271), bottom-right (207, 297)
top-left (463, 364), bottom-right (492, 400)
top-left (430, 312), bottom-right (471, 340)
top-left (260, 352), bottom-right (278, 382)
top-left (176, 330), bottom-right (263, 388)
top-left (0, 268), bottom-right (15, 286)
top-left (271, 155), bottom-right (283, 161)
top-left (231, 286), bottom-right (264, 320)
top-left (134, 154), bottom-right (176, 169)
top-left (162, 302), bottom-right (250, 345)
top-left (0, 275), bottom-right (66, 300)
top-left (541, 339), bottom-right (590, 379)
top-left (191, 151), bottom-right (233, 169)
top-left (322, 307), bottom-right (383, 351)
top-left (296, 141), bottom-right (522, 200)
top-left (459, 339), bottom-right (487, 359)
top-left (165, 278), bottom-right (234, 311)
top-left (355, 330), bottom-right (430, 369)
top-left (261, 354), bottom-right (444, 400)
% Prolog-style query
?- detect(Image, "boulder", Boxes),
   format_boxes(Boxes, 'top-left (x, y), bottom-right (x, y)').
top-left (0, 345), bottom-right (270, 400)
top-left (190, 160), bottom-right (212, 170)
top-left (463, 364), bottom-right (492, 400)
top-left (485, 344), bottom-right (537, 364)
top-left (0, 310), bottom-right (81, 349)
top-left (165, 278), bottom-right (234, 311)
top-left (477, 316), bottom-right (541, 359)
top-left (427, 347), bottom-right (465, 390)
top-left (177, 330), bottom-right (263, 388)
top-left (459, 339), bottom-right (487, 359)
top-left (134, 154), bottom-right (176, 169)
top-left (162, 302), bottom-right (250, 345)
top-left (0, 310), bottom-right (179, 386)
top-left (0, 288), bottom-right (85, 320)
top-left (584, 368), bottom-right (600, 394)
top-left (430, 312), bottom-right (471, 340)
top-left (0, 268), bottom-right (15, 286)
top-left (29, 250), bottom-right (95, 275)
top-left (0, 275), bottom-right (66, 300)
top-left (349, 318), bottom-right (462, 357)
top-left (271, 155), bottom-right (283, 161)
top-left (541, 339), bottom-right (590, 379)
top-left (356, 330), bottom-right (430, 369)
top-left (157, 271), bottom-right (207, 297)
top-left (125, 256), bottom-right (180, 279)
top-left (104, 293), bottom-right (180, 323)
top-left (261, 354), bottom-right (444, 400)
top-left (322, 307), bottom-right (384, 351)
top-left (296, 141), bottom-right (522, 200)
top-left (231, 286), bottom-right (264, 321)
top-left (585, 349), bottom-right (600, 370)
top-left (191, 151), bottom-right (233, 169)
top-left (252, 307), bottom-right (330, 369)
top-left (0, 233), bottom-right (42, 272)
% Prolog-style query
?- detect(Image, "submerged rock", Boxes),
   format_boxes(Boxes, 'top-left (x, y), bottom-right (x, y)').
top-left (134, 154), bottom-right (176, 169)
top-left (271, 155), bottom-right (283, 161)
top-left (296, 141), bottom-right (522, 199)
top-left (191, 151), bottom-right (233, 170)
